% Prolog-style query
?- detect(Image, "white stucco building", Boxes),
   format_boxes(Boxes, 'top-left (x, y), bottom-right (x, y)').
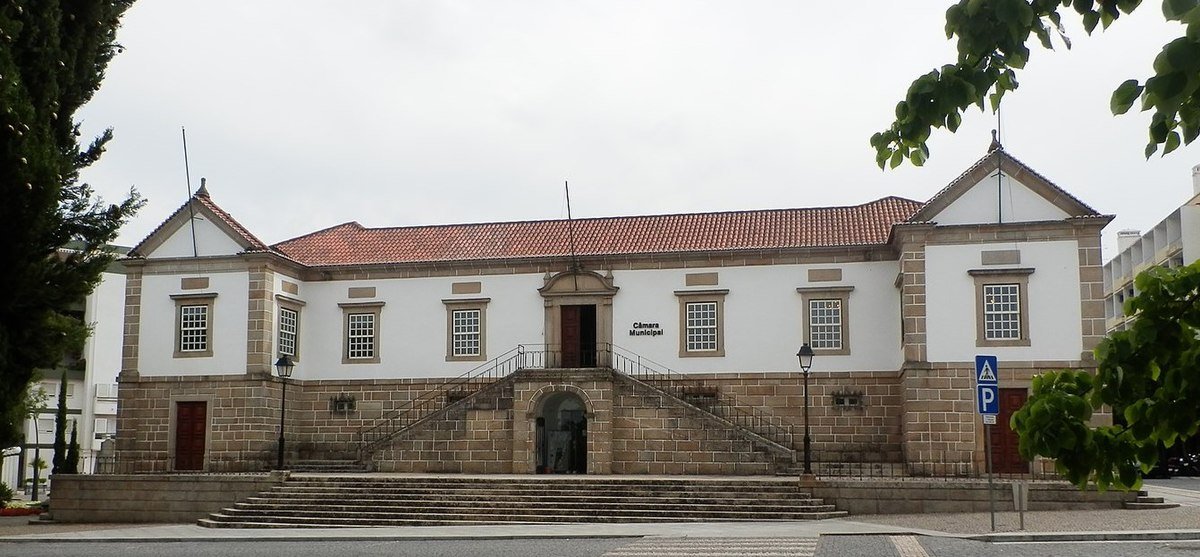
top-left (113, 144), bottom-right (1112, 476)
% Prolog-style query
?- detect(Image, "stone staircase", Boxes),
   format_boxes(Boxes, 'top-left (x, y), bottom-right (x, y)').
top-left (1125, 490), bottom-right (1180, 510)
top-left (286, 459), bottom-right (369, 473)
top-left (198, 475), bottom-right (845, 528)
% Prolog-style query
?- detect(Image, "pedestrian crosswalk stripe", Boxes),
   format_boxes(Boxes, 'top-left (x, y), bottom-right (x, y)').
top-left (889, 535), bottom-right (932, 557)
top-left (604, 537), bottom-right (818, 557)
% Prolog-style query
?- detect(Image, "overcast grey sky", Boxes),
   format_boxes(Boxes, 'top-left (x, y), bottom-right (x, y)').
top-left (77, 1), bottom-right (1197, 258)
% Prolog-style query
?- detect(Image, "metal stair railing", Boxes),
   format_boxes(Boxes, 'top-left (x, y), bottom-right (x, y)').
top-left (358, 342), bottom-right (795, 459)
top-left (358, 346), bottom-right (528, 453)
top-left (605, 342), bottom-right (796, 457)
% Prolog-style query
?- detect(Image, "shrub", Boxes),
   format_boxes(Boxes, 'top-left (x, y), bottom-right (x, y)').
top-left (0, 482), bottom-right (13, 508)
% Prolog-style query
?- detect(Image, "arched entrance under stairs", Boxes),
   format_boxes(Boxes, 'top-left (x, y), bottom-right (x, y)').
top-left (535, 391), bottom-right (587, 474)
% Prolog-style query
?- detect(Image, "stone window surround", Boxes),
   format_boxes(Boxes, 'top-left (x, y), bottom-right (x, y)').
top-left (968, 267), bottom-right (1034, 347)
top-left (170, 292), bottom-right (217, 359)
top-left (796, 286), bottom-right (854, 356)
top-left (443, 297), bottom-right (491, 362)
top-left (674, 289), bottom-right (728, 358)
top-left (339, 301), bottom-right (384, 364)
top-left (275, 294), bottom-right (306, 362)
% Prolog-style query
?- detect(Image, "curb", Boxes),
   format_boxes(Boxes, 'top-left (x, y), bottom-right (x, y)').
top-left (966, 530), bottom-right (1200, 543)
top-left (0, 533), bottom-right (647, 544)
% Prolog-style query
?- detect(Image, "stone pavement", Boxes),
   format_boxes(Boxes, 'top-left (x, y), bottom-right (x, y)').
top-left (1, 484), bottom-right (1197, 543)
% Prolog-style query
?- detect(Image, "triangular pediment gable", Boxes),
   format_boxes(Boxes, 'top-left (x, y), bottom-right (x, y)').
top-left (910, 148), bottom-right (1099, 225)
top-left (130, 189), bottom-right (268, 259)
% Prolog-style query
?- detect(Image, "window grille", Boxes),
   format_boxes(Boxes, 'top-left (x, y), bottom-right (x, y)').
top-left (347, 313), bottom-right (376, 359)
top-left (685, 302), bottom-right (718, 352)
top-left (179, 305), bottom-right (208, 352)
top-left (452, 309), bottom-right (481, 356)
top-left (983, 283), bottom-right (1021, 340)
top-left (279, 307), bottom-right (298, 357)
top-left (809, 299), bottom-right (843, 350)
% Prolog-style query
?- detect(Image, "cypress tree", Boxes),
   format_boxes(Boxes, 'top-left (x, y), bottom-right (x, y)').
top-left (65, 420), bottom-right (79, 474)
top-left (51, 370), bottom-right (66, 474)
top-left (0, 1), bottom-right (142, 449)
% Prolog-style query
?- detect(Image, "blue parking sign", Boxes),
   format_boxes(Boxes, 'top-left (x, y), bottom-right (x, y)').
top-left (977, 385), bottom-right (999, 415)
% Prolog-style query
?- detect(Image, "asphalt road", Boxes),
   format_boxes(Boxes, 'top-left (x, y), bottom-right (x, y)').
top-left (821, 535), bottom-right (1200, 557)
top-left (1146, 476), bottom-right (1200, 492)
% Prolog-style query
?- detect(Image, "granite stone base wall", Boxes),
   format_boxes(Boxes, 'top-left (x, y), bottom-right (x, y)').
top-left (806, 478), bottom-right (1137, 514)
top-left (48, 473), bottom-right (283, 523)
top-left (114, 366), bottom-right (1094, 475)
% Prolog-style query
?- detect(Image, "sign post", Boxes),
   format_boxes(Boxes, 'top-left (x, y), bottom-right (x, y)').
top-left (976, 355), bottom-right (999, 532)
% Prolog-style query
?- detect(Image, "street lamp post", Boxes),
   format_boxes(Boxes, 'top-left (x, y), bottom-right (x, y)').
top-left (274, 355), bottom-right (295, 470)
top-left (796, 344), bottom-right (815, 475)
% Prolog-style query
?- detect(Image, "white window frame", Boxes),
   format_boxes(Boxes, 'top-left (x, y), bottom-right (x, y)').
top-left (347, 313), bottom-right (375, 360)
top-left (279, 306), bottom-right (299, 359)
top-left (452, 309), bottom-right (481, 357)
top-left (808, 298), bottom-right (844, 350)
top-left (685, 302), bottom-right (719, 352)
top-left (180, 305), bottom-right (209, 352)
top-left (983, 283), bottom-right (1021, 341)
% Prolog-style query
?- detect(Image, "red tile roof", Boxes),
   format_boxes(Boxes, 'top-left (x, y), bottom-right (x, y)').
top-left (272, 197), bottom-right (923, 267)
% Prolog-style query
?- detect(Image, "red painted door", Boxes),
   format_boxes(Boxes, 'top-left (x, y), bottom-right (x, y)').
top-left (175, 401), bottom-right (207, 471)
top-left (561, 305), bottom-right (581, 367)
top-left (990, 388), bottom-right (1028, 474)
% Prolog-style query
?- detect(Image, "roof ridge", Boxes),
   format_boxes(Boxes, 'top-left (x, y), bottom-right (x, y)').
top-left (299, 197), bottom-right (922, 235)
top-left (274, 221), bottom-right (363, 247)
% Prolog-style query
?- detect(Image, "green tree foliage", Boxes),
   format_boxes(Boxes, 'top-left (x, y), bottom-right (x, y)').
top-left (1013, 261), bottom-right (1200, 490)
top-left (0, 378), bottom-right (46, 449)
top-left (872, 0), bottom-right (1200, 168)
top-left (0, 1), bottom-right (142, 447)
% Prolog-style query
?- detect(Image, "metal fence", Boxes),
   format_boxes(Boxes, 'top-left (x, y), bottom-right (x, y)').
top-left (92, 452), bottom-right (274, 475)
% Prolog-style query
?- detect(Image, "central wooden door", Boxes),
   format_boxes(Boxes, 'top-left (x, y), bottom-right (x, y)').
top-left (559, 305), bottom-right (597, 367)
top-left (561, 305), bottom-right (581, 367)
top-left (174, 401), bottom-right (207, 471)
top-left (990, 388), bottom-right (1028, 474)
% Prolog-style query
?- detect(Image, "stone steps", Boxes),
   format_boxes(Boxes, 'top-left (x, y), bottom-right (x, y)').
top-left (199, 475), bottom-right (846, 528)
top-left (284, 460), bottom-right (369, 473)
top-left (244, 495), bottom-right (827, 506)
top-left (1125, 494), bottom-right (1180, 510)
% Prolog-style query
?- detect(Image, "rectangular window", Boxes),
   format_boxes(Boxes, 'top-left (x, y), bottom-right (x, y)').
top-left (172, 293), bottom-right (217, 358)
top-left (346, 313), bottom-right (376, 360)
top-left (179, 305), bottom-right (209, 352)
top-left (808, 299), bottom-right (843, 350)
top-left (970, 267), bottom-right (1032, 347)
top-left (685, 301), bottom-right (719, 352)
top-left (279, 307), bottom-right (299, 358)
top-left (94, 417), bottom-right (116, 440)
top-left (443, 298), bottom-right (489, 362)
top-left (983, 283), bottom-right (1021, 340)
top-left (452, 309), bottom-right (481, 357)
top-left (797, 286), bottom-right (853, 356)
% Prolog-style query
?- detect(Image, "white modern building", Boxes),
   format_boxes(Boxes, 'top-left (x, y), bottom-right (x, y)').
top-left (1103, 164), bottom-right (1200, 332)
top-left (1, 266), bottom-right (125, 493)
